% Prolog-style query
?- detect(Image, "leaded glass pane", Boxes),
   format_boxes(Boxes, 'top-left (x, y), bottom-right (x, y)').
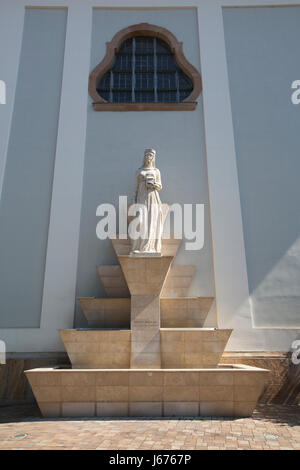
top-left (135, 73), bottom-right (154, 90)
top-left (135, 91), bottom-right (155, 102)
top-left (135, 55), bottom-right (154, 72)
top-left (157, 73), bottom-right (176, 90)
top-left (156, 55), bottom-right (177, 72)
top-left (157, 90), bottom-right (177, 103)
top-left (155, 38), bottom-right (170, 54)
top-left (113, 73), bottom-right (132, 90)
top-left (135, 37), bottom-right (154, 54)
top-left (178, 71), bottom-right (193, 90)
top-left (114, 54), bottom-right (132, 72)
top-left (118, 38), bottom-right (132, 54)
top-left (97, 71), bottom-right (110, 90)
top-left (179, 89), bottom-right (192, 101)
top-left (113, 91), bottom-right (132, 102)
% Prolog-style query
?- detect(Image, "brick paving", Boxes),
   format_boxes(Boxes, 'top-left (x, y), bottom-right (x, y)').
top-left (0, 404), bottom-right (299, 450)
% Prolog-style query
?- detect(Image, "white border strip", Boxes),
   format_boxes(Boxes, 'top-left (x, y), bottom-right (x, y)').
top-left (0, 0), bottom-right (299, 352)
top-left (0, 2), bottom-right (92, 351)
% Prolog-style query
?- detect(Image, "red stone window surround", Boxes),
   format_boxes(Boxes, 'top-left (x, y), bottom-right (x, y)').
top-left (88, 23), bottom-right (202, 111)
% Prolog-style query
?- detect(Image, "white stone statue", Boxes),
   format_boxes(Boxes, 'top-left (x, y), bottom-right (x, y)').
top-left (130, 149), bottom-right (163, 256)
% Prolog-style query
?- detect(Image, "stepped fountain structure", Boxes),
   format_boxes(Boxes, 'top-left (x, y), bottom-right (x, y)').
top-left (26, 149), bottom-right (268, 418)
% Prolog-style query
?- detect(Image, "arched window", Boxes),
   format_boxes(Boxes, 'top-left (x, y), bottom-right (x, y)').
top-left (89, 23), bottom-right (202, 111)
top-left (97, 36), bottom-right (194, 104)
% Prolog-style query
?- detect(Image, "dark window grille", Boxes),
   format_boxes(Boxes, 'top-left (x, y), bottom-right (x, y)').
top-left (97, 36), bottom-right (193, 103)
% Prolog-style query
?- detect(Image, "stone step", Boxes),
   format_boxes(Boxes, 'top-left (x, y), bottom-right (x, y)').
top-left (161, 265), bottom-right (196, 298)
top-left (160, 328), bottom-right (232, 369)
top-left (160, 297), bottom-right (214, 327)
top-left (78, 297), bottom-right (215, 329)
top-left (97, 266), bottom-right (130, 298)
top-left (25, 365), bottom-right (269, 418)
top-left (58, 329), bottom-right (131, 369)
top-left (77, 297), bottom-right (130, 328)
top-left (96, 264), bottom-right (197, 298)
top-left (111, 236), bottom-right (181, 257)
top-left (59, 328), bottom-right (231, 370)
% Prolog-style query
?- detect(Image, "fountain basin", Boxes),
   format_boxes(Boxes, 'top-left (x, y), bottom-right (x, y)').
top-left (25, 364), bottom-right (269, 418)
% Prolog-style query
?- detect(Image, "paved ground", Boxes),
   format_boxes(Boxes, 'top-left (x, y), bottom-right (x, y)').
top-left (0, 404), bottom-right (299, 450)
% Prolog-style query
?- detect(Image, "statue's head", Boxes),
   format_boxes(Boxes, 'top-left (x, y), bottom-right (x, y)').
top-left (143, 148), bottom-right (156, 168)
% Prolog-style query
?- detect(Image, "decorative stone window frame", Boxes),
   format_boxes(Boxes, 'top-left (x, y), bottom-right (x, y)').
top-left (88, 22), bottom-right (202, 111)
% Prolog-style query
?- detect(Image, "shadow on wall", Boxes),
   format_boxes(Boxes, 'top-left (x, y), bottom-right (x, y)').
top-left (223, 6), bottom-right (300, 328)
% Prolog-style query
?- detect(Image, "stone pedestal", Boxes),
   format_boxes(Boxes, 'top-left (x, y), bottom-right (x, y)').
top-left (118, 256), bottom-right (173, 296)
top-left (118, 255), bottom-right (172, 369)
top-left (131, 295), bottom-right (161, 368)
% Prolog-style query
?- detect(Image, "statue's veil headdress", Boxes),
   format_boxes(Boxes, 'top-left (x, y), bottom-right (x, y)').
top-left (142, 148), bottom-right (156, 168)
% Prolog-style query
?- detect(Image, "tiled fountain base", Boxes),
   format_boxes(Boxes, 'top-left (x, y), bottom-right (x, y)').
top-left (25, 365), bottom-right (269, 418)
